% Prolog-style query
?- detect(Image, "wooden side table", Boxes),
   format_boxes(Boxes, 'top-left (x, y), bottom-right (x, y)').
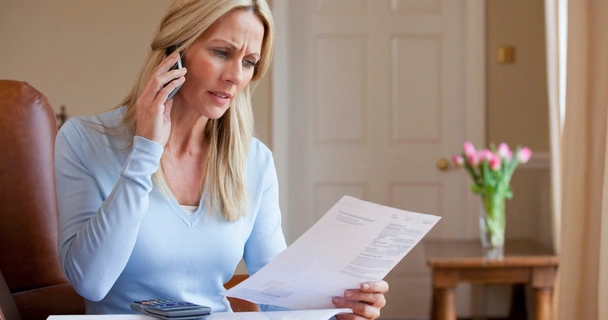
top-left (425, 239), bottom-right (558, 320)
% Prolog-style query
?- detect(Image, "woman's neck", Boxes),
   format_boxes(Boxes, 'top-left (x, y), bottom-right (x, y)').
top-left (166, 103), bottom-right (209, 156)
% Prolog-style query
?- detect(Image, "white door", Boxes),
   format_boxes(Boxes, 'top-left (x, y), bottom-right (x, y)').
top-left (272, 0), bottom-right (485, 318)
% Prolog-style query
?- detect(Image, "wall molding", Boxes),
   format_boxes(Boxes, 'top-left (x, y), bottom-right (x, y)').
top-left (520, 151), bottom-right (550, 170)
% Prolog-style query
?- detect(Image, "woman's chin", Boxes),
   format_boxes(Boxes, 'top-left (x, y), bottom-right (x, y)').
top-left (204, 107), bottom-right (230, 120)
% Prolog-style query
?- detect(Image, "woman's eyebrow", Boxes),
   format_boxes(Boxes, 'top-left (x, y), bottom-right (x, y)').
top-left (209, 38), bottom-right (261, 58)
top-left (209, 38), bottom-right (237, 49)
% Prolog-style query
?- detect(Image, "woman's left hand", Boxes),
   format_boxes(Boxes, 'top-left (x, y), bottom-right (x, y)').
top-left (332, 280), bottom-right (389, 320)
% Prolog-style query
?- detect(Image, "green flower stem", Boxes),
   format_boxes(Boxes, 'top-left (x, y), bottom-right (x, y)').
top-left (482, 190), bottom-right (506, 247)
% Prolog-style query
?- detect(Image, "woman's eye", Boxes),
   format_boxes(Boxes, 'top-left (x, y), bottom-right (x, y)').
top-left (243, 59), bottom-right (257, 69)
top-left (213, 49), bottom-right (228, 58)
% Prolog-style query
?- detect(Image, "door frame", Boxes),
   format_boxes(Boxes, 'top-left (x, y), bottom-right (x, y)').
top-left (271, 1), bottom-right (486, 242)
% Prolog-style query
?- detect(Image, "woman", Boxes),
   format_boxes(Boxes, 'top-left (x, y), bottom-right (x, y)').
top-left (55, 0), bottom-right (388, 319)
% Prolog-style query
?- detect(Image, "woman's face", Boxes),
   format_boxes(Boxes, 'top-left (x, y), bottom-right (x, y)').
top-left (176, 9), bottom-right (265, 119)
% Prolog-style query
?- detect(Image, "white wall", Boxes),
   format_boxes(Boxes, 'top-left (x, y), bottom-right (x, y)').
top-left (1, 0), bottom-right (170, 117)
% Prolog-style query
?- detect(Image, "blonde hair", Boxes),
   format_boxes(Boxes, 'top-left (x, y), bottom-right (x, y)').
top-left (117, 0), bottom-right (275, 221)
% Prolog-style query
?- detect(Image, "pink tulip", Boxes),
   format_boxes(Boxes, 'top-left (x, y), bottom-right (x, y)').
top-left (490, 155), bottom-right (501, 171)
top-left (507, 150), bottom-right (513, 160)
top-left (467, 152), bottom-right (480, 167)
top-left (463, 142), bottom-right (476, 157)
top-left (481, 149), bottom-right (494, 162)
top-left (497, 143), bottom-right (510, 159)
top-left (518, 147), bottom-right (532, 163)
top-left (452, 155), bottom-right (465, 167)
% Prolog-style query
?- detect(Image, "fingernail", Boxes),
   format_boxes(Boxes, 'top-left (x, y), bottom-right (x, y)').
top-left (332, 297), bottom-right (340, 305)
top-left (362, 283), bottom-right (370, 290)
top-left (345, 291), bottom-right (353, 298)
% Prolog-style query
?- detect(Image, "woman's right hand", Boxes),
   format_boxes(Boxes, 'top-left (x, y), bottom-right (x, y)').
top-left (135, 51), bottom-right (187, 147)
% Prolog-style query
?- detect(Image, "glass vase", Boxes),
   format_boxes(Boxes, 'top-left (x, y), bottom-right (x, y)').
top-left (479, 195), bottom-right (506, 260)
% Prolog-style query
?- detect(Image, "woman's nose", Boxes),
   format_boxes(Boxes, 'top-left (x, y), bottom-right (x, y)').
top-left (222, 60), bottom-right (243, 85)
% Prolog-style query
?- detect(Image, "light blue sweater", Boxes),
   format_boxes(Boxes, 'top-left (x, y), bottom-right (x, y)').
top-left (55, 107), bottom-right (287, 314)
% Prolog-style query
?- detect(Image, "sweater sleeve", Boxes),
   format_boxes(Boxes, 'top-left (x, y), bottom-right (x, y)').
top-left (55, 120), bottom-right (164, 301)
top-left (241, 152), bottom-right (288, 313)
top-left (242, 154), bottom-right (287, 276)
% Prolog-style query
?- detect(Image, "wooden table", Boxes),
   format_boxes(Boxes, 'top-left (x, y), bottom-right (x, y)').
top-left (425, 239), bottom-right (558, 320)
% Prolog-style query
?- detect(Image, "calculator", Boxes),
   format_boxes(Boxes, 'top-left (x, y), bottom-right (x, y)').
top-left (130, 298), bottom-right (212, 319)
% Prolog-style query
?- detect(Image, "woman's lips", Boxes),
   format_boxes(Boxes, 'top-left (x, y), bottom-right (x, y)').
top-left (208, 91), bottom-right (231, 104)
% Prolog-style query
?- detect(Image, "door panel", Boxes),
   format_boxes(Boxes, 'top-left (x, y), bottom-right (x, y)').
top-left (282, 0), bottom-right (483, 317)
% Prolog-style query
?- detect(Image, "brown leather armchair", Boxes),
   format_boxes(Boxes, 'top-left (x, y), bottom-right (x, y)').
top-left (0, 80), bottom-right (85, 320)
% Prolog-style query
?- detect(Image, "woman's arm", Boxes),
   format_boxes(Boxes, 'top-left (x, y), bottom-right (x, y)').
top-left (242, 153), bottom-right (287, 275)
top-left (55, 120), bottom-right (163, 301)
top-left (241, 150), bottom-right (287, 312)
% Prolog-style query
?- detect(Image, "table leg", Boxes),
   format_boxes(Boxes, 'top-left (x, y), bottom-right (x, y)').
top-left (507, 283), bottom-right (527, 319)
top-left (533, 288), bottom-right (552, 320)
top-left (434, 287), bottom-right (456, 320)
top-left (430, 288), bottom-right (437, 320)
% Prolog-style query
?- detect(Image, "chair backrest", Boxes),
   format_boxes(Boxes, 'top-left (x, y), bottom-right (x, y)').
top-left (0, 80), bottom-right (85, 319)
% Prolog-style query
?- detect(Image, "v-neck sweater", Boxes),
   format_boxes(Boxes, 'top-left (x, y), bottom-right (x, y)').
top-left (55, 107), bottom-right (286, 314)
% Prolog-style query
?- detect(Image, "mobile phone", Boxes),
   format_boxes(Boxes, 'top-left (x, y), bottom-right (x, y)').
top-left (130, 298), bottom-right (211, 319)
top-left (165, 45), bottom-right (183, 101)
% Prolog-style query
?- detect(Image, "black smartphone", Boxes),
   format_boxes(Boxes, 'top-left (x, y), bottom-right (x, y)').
top-left (165, 45), bottom-right (183, 101)
top-left (130, 298), bottom-right (211, 319)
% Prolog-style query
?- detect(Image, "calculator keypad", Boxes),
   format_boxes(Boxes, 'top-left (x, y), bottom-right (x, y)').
top-left (136, 299), bottom-right (198, 309)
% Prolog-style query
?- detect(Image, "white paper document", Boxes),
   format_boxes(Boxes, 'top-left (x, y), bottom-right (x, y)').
top-left (222, 195), bottom-right (441, 310)
top-left (48, 308), bottom-right (351, 320)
